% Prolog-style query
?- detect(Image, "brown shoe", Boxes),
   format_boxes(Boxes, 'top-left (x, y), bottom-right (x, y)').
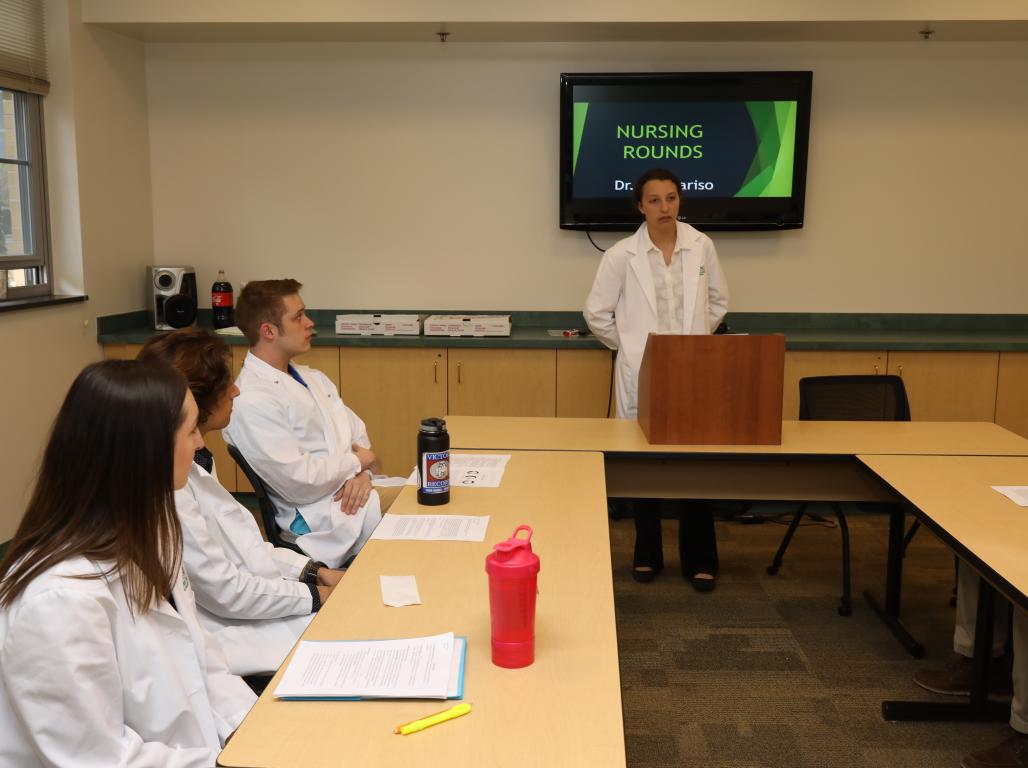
top-left (961, 731), bottom-right (1028, 768)
top-left (912, 654), bottom-right (1012, 699)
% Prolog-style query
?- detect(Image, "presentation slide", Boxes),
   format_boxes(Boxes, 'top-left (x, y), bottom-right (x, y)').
top-left (571, 100), bottom-right (798, 199)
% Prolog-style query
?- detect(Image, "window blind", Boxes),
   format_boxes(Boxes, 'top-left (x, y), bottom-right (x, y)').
top-left (0, 0), bottom-right (49, 95)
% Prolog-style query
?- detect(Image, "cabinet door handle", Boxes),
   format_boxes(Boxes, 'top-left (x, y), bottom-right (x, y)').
top-left (897, 364), bottom-right (903, 377)
top-left (873, 364), bottom-right (879, 375)
top-left (433, 360), bottom-right (438, 384)
top-left (457, 361), bottom-right (462, 384)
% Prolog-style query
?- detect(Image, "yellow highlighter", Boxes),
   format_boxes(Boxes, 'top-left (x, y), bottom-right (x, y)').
top-left (394, 702), bottom-right (472, 735)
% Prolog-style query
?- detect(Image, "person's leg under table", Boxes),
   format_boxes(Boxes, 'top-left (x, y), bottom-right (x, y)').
top-left (884, 566), bottom-right (1010, 722)
top-left (679, 502), bottom-right (719, 591)
top-left (632, 498), bottom-right (664, 582)
top-left (961, 608), bottom-right (1028, 768)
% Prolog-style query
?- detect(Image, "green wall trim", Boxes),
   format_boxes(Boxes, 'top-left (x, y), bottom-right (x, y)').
top-left (96, 310), bottom-right (1028, 352)
top-left (726, 313), bottom-right (1028, 333)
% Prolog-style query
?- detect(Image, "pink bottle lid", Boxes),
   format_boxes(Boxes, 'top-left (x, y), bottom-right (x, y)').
top-left (485, 525), bottom-right (540, 578)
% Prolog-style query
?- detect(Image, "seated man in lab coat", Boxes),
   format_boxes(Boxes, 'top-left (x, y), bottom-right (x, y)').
top-left (224, 279), bottom-right (382, 569)
top-left (138, 327), bottom-right (346, 676)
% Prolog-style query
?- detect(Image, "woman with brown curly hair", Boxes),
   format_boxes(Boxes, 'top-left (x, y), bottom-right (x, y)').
top-left (138, 327), bottom-right (345, 676)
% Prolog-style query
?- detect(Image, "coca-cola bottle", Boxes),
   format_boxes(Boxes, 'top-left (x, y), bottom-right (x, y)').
top-left (211, 270), bottom-right (234, 329)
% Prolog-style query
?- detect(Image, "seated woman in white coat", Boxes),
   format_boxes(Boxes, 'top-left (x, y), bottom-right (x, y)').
top-left (0, 360), bottom-right (255, 767)
top-left (584, 167), bottom-right (729, 590)
top-left (138, 327), bottom-right (346, 676)
top-left (223, 279), bottom-right (382, 569)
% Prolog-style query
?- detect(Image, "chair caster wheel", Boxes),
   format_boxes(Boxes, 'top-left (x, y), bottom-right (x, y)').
top-left (766, 565), bottom-right (779, 575)
top-left (838, 604), bottom-right (852, 617)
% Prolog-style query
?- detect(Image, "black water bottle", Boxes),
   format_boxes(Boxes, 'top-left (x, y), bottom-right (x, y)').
top-left (417, 418), bottom-right (450, 506)
top-left (211, 270), bottom-right (234, 329)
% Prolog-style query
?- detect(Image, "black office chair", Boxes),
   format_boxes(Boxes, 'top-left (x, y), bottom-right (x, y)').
top-left (226, 443), bottom-right (305, 555)
top-left (766, 375), bottom-right (911, 616)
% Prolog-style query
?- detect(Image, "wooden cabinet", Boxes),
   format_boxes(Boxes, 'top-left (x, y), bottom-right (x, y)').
top-left (232, 346), bottom-right (340, 388)
top-left (782, 350), bottom-right (886, 420)
top-left (101, 341), bottom-right (1016, 493)
top-left (339, 347), bottom-right (447, 477)
top-left (202, 429), bottom-right (236, 492)
top-left (102, 343), bottom-right (143, 360)
top-left (886, 351), bottom-right (999, 422)
top-left (556, 349), bottom-right (614, 418)
top-left (995, 352), bottom-right (1028, 439)
top-left (448, 349), bottom-right (556, 417)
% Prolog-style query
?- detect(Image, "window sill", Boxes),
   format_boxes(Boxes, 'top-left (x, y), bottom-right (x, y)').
top-left (0, 294), bottom-right (88, 314)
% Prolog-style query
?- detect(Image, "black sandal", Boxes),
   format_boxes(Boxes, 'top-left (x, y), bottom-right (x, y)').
top-left (688, 572), bottom-right (717, 592)
top-left (633, 566), bottom-right (661, 583)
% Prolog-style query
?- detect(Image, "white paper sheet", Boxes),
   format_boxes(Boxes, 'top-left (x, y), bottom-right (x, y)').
top-left (380, 575), bottom-right (421, 607)
top-left (449, 454), bottom-right (511, 488)
top-left (273, 632), bottom-right (455, 699)
top-left (371, 514), bottom-right (490, 542)
top-left (992, 486), bottom-right (1028, 507)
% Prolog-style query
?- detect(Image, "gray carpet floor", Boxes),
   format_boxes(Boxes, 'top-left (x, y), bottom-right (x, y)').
top-left (609, 507), bottom-right (1014, 768)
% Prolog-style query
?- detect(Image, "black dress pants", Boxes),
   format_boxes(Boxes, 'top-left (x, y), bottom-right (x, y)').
top-left (632, 499), bottom-right (719, 577)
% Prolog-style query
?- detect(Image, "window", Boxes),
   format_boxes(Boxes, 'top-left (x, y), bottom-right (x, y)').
top-left (0, 87), bottom-right (49, 300)
top-left (0, 0), bottom-right (51, 303)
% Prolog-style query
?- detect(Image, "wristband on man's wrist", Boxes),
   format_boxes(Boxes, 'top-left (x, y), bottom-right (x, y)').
top-left (302, 559), bottom-right (327, 586)
top-left (306, 581), bottom-right (322, 612)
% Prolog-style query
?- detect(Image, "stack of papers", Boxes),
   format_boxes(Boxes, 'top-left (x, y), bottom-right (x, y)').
top-left (274, 632), bottom-right (466, 700)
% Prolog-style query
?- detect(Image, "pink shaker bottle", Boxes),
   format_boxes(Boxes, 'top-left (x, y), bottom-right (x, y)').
top-left (485, 525), bottom-right (540, 668)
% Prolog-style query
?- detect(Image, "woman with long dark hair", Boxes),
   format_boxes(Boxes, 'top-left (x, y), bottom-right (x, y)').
top-left (0, 360), bottom-right (255, 766)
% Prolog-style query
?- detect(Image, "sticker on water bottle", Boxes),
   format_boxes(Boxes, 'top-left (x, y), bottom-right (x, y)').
top-left (420, 451), bottom-right (450, 494)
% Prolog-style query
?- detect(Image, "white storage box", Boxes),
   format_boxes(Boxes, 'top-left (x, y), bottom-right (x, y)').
top-left (334, 314), bottom-right (420, 336)
top-left (423, 314), bottom-right (512, 337)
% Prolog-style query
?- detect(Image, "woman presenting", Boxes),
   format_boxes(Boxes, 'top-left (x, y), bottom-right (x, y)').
top-left (584, 167), bottom-right (729, 588)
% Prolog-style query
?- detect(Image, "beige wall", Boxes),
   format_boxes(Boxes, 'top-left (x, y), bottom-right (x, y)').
top-left (0, 2), bottom-right (154, 540)
top-left (145, 40), bottom-right (1028, 313)
top-left (5, 15), bottom-right (1028, 536)
top-left (80, 0), bottom-right (1028, 25)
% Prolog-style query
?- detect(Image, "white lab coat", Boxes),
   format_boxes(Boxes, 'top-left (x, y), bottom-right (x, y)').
top-left (223, 352), bottom-right (382, 568)
top-left (0, 556), bottom-right (255, 768)
top-left (584, 221), bottom-right (729, 418)
top-left (176, 459), bottom-right (316, 675)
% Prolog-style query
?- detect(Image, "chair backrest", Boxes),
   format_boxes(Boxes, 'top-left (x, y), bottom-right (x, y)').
top-left (226, 443), bottom-right (304, 554)
top-left (798, 375), bottom-right (911, 422)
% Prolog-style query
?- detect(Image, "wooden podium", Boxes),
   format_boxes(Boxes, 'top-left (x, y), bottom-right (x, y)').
top-left (637, 334), bottom-right (785, 445)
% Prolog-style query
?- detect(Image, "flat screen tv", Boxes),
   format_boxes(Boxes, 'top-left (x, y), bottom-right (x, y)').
top-left (559, 71), bottom-right (813, 232)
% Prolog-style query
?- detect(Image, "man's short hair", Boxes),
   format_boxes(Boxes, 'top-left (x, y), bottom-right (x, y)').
top-left (632, 167), bottom-right (683, 207)
top-left (234, 279), bottom-right (304, 346)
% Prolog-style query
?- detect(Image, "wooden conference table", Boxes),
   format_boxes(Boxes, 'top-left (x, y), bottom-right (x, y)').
top-left (221, 419), bottom-right (1028, 765)
top-left (860, 455), bottom-right (1028, 721)
top-left (447, 416), bottom-right (1028, 657)
top-left (218, 450), bottom-right (625, 768)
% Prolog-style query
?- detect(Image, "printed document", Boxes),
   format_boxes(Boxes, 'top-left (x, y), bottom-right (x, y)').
top-left (371, 514), bottom-right (490, 542)
top-left (449, 454), bottom-right (511, 488)
top-left (274, 632), bottom-right (459, 699)
top-left (403, 454), bottom-right (512, 488)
